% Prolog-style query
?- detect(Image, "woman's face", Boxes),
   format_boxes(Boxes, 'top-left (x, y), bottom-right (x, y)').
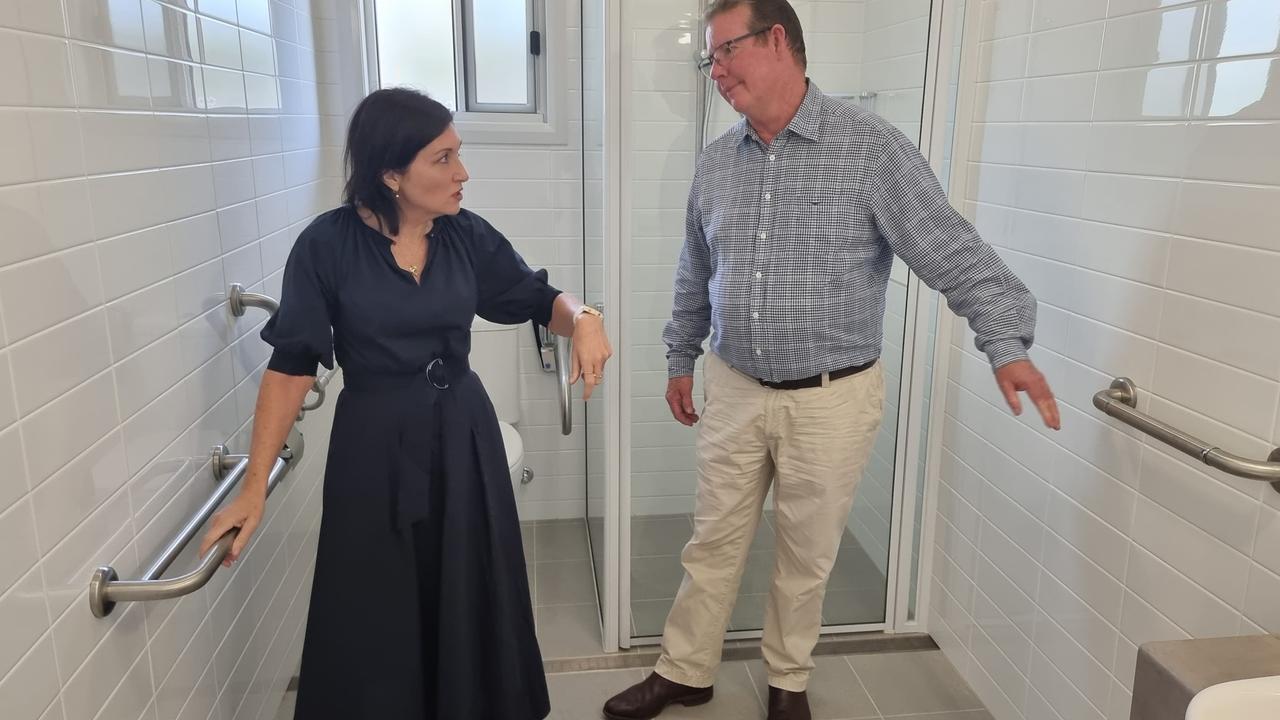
top-left (385, 124), bottom-right (470, 219)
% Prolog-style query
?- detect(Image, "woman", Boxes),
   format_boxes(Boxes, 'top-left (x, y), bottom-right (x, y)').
top-left (199, 87), bottom-right (611, 718)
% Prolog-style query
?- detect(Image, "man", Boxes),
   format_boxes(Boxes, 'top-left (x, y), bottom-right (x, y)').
top-left (603, 1), bottom-right (1059, 720)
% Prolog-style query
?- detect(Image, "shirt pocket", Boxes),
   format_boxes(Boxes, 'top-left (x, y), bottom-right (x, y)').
top-left (801, 193), bottom-right (882, 276)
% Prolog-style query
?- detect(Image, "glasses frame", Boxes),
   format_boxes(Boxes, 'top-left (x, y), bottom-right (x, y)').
top-left (695, 26), bottom-right (771, 78)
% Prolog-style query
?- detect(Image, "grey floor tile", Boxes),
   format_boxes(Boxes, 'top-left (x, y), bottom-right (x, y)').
top-left (827, 549), bottom-right (886, 593)
top-left (521, 522), bottom-right (537, 563)
top-left (847, 651), bottom-right (984, 716)
top-left (885, 707), bottom-right (993, 712)
top-left (632, 597), bottom-right (676, 638)
top-left (747, 656), bottom-right (879, 720)
top-left (538, 520), bottom-right (589, 562)
top-left (729, 593), bottom-right (769, 632)
top-left (822, 586), bottom-right (886, 626)
top-left (739, 552), bottom-right (777, 595)
top-left (546, 668), bottom-right (645, 720)
top-left (748, 519), bottom-right (777, 551)
top-left (663, 662), bottom-right (763, 719)
top-left (273, 691), bottom-right (296, 720)
top-left (631, 555), bottom-right (686, 601)
top-left (537, 603), bottom-right (603, 659)
top-left (536, 560), bottom-right (598, 606)
top-left (632, 516), bottom-right (694, 556)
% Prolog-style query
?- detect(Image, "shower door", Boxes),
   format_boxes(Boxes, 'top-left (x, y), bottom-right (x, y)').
top-left (612, 0), bottom-right (959, 645)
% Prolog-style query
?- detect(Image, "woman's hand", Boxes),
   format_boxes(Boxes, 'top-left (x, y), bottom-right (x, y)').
top-left (570, 314), bottom-right (612, 401)
top-left (198, 490), bottom-right (266, 568)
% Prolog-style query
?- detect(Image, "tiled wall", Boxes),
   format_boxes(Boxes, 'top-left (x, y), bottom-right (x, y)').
top-left (928, 1), bottom-right (1280, 719)
top-left (0, 0), bottom-right (345, 717)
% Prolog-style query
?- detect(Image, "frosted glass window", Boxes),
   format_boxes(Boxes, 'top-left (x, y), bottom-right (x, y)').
top-left (469, 0), bottom-right (532, 106)
top-left (374, 0), bottom-right (459, 111)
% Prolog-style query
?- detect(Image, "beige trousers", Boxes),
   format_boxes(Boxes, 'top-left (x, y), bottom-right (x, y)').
top-left (654, 353), bottom-right (885, 692)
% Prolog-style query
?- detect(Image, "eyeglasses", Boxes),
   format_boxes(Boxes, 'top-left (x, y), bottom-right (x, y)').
top-left (695, 27), bottom-right (770, 78)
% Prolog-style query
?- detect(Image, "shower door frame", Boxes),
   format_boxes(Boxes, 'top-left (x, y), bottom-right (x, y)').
top-left (602, 0), bottom-right (967, 650)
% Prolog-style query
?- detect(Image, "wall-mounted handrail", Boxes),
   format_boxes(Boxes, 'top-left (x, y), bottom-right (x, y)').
top-left (89, 428), bottom-right (304, 618)
top-left (228, 282), bottom-right (279, 317)
top-left (554, 334), bottom-right (572, 436)
top-left (1093, 377), bottom-right (1280, 493)
top-left (227, 283), bottom-right (334, 418)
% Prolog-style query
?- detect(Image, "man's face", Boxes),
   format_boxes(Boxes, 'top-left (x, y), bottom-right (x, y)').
top-left (705, 5), bottom-right (780, 117)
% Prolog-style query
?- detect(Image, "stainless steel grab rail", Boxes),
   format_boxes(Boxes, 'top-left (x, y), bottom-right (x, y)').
top-left (554, 334), bottom-right (571, 436)
top-left (228, 283), bottom-right (333, 418)
top-left (89, 428), bottom-right (303, 617)
top-left (1093, 378), bottom-right (1280, 493)
top-left (228, 282), bottom-right (279, 317)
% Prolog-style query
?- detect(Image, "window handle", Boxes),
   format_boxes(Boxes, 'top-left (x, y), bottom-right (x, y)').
top-left (530, 30), bottom-right (542, 56)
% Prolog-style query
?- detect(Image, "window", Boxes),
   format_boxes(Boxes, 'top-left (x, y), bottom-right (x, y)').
top-left (364, 0), bottom-right (567, 144)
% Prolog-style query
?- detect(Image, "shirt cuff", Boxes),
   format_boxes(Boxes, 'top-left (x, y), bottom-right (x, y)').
top-left (267, 349), bottom-right (320, 377)
top-left (983, 338), bottom-right (1030, 371)
top-left (668, 355), bottom-right (696, 378)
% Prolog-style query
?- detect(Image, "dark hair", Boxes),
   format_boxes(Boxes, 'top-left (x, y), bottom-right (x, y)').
top-left (706, 0), bottom-right (807, 69)
top-left (342, 88), bottom-right (454, 236)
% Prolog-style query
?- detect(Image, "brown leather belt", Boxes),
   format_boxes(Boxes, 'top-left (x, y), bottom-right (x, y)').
top-left (756, 358), bottom-right (878, 390)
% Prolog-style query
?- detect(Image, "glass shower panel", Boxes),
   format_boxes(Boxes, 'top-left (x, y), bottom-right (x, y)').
top-left (626, 0), bottom-right (938, 639)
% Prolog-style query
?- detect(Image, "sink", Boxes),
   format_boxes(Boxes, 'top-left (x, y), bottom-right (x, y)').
top-left (1186, 675), bottom-right (1280, 719)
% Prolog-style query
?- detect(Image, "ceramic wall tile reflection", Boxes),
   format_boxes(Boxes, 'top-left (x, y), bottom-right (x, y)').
top-left (203, 66), bottom-right (247, 112)
top-left (0, 0), bottom-right (67, 34)
top-left (148, 57), bottom-right (206, 111)
top-left (141, 0), bottom-right (200, 63)
top-left (71, 43), bottom-right (153, 110)
top-left (1194, 57), bottom-right (1280, 119)
top-left (65, 0), bottom-right (146, 51)
top-left (0, 31), bottom-right (77, 107)
top-left (1203, 0), bottom-right (1280, 59)
top-left (200, 16), bottom-right (242, 69)
top-left (1093, 64), bottom-right (1195, 120)
top-left (1100, 4), bottom-right (1205, 70)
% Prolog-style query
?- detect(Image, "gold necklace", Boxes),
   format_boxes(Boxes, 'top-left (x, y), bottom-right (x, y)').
top-left (402, 263), bottom-right (420, 278)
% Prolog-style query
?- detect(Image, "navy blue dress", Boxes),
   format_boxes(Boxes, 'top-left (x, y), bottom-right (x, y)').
top-left (262, 205), bottom-right (558, 719)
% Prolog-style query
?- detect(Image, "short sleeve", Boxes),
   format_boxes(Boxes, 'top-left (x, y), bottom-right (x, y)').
top-left (260, 225), bottom-right (335, 376)
top-left (465, 211), bottom-right (562, 326)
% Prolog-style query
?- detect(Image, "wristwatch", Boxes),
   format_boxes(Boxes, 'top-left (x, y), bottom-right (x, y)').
top-left (574, 304), bottom-right (604, 324)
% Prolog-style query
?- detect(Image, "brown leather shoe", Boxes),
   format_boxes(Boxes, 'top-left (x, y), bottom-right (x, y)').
top-left (602, 672), bottom-right (713, 719)
top-left (767, 687), bottom-right (811, 720)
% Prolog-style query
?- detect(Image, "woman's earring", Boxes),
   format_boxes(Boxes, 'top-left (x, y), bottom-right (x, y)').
top-left (394, 189), bottom-right (400, 199)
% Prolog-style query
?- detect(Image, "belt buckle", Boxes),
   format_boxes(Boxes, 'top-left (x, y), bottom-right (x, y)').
top-left (426, 358), bottom-right (450, 389)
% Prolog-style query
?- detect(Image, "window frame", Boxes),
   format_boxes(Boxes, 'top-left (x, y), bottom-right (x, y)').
top-left (360, 0), bottom-right (568, 145)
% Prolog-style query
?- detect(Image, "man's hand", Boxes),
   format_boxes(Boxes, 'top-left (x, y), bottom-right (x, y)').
top-left (665, 376), bottom-right (700, 426)
top-left (994, 359), bottom-right (1060, 430)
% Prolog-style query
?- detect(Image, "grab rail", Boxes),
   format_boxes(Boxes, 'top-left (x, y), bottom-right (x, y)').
top-left (554, 334), bottom-right (571, 435)
top-left (1093, 377), bottom-right (1280, 493)
top-left (89, 428), bottom-right (304, 617)
top-left (228, 283), bottom-right (334, 418)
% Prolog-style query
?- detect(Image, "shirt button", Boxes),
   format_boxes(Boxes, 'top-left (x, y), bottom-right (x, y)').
top-left (754, 271), bottom-right (762, 279)
top-left (752, 312), bottom-right (759, 319)
top-left (768, 155), bottom-right (776, 162)
top-left (764, 192), bottom-right (771, 200)
top-left (757, 231), bottom-right (767, 240)
top-left (755, 348), bottom-right (762, 356)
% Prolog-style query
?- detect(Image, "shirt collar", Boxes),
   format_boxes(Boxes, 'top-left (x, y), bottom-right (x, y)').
top-left (737, 79), bottom-right (824, 147)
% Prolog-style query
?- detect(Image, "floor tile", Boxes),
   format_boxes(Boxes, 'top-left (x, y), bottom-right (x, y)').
top-left (631, 554), bottom-right (686, 601)
top-left (521, 522), bottom-right (537, 563)
top-left (822, 586), bottom-right (886, 626)
top-left (663, 662), bottom-right (763, 719)
top-left (632, 597), bottom-right (675, 638)
top-left (748, 656), bottom-right (879, 719)
top-left (274, 691), bottom-right (296, 720)
top-left (546, 668), bottom-right (645, 720)
top-left (729, 593), bottom-right (770, 632)
top-left (885, 707), bottom-right (993, 712)
top-left (739, 552), bottom-right (778, 595)
top-left (847, 651), bottom-right (984, 716)
top-left (538, 520), bottom-right (589, 562)
top-left (632, 515), bottom-right (694, 556)
top-left (537, 603), bottom-right (604, 659)
top-left (536, 560), bottom-right (597, 606)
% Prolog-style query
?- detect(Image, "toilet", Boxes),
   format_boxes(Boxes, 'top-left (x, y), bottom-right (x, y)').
top-left (470, 317), bottom-right (528, 489)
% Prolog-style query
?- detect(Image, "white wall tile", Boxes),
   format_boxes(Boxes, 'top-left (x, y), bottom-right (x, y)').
top-left (0, 245), bottom-right (105, 344)
top-left (9, 310), bottom-right (113, 416)
top-left (0, 636), bottom-right (61, 720)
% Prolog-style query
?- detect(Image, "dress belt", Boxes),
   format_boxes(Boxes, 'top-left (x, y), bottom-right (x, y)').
top-left (343, 357), bottom-right (470, 531)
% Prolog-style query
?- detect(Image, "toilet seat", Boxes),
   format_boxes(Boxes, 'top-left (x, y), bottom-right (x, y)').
top-left (498, 421), bottom-right (524, 486)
